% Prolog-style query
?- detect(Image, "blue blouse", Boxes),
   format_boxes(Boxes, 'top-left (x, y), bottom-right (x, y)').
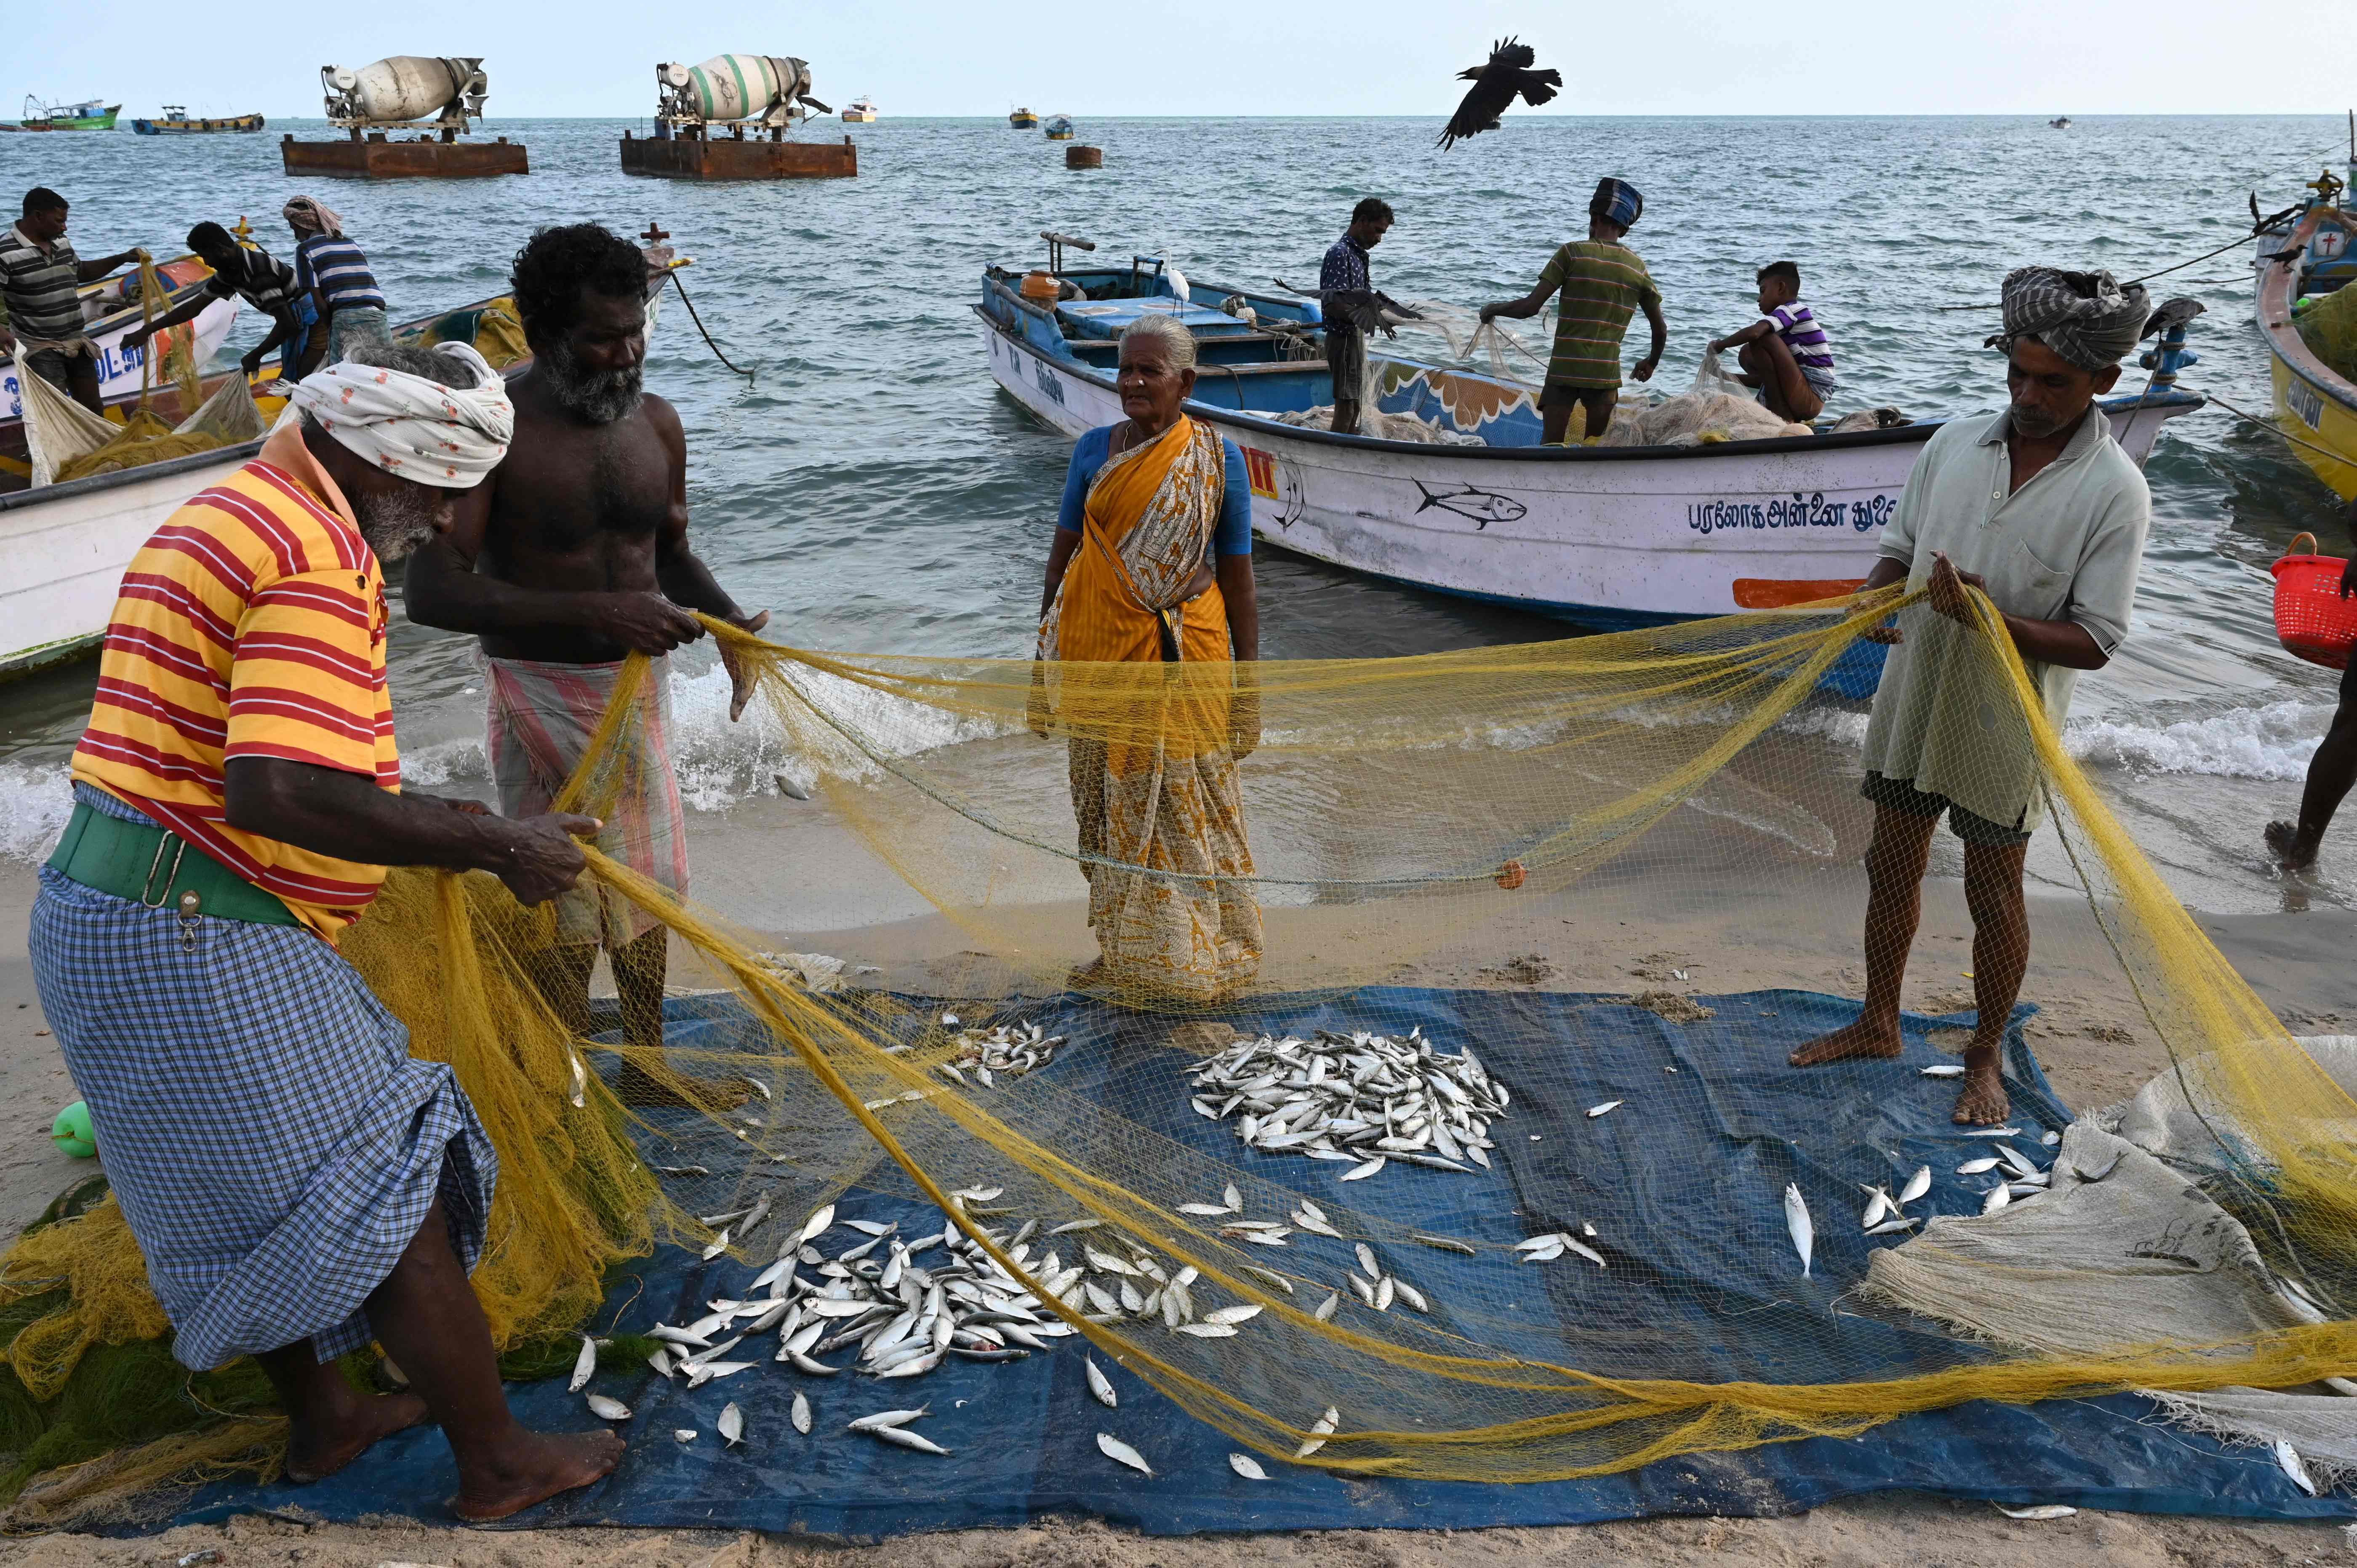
top-left (1053, 425), bottom-right (1254, 557)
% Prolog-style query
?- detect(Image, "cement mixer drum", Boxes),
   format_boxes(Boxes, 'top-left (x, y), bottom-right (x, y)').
top-left (320, 56), bottom-right (489, 131)
top-left (652, 55), bottom-right (827, 129)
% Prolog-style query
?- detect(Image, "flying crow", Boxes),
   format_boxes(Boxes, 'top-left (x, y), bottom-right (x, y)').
top-left (1438, 36), bottom-right (1562, 150)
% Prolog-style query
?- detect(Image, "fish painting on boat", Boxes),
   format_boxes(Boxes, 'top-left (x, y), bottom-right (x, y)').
top-left (1413, 480), bottom-right (1527, 529)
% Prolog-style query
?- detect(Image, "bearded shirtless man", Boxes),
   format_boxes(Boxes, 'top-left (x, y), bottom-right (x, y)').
top-left (406, 223), bottom-right (766, 1107)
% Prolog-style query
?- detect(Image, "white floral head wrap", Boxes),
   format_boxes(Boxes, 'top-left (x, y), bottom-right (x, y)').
top-left (290, 343), bottom-right (514, 488)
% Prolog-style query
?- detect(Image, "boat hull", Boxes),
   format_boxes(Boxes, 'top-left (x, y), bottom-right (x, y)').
top-left (2256, 206), bottom-right (2357, 501)
top-left (1, 277), bottom-right (672, 675)
top-left (132, 112), bottom-right (265, 134)
top-left (1, 297), bottom-right (237, 421)
top-left (981, 312), bottom-right (2200, 627)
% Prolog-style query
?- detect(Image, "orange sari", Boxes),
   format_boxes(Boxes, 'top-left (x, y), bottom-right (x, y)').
top-left (1037, 416), bottom-right (1262, 1000)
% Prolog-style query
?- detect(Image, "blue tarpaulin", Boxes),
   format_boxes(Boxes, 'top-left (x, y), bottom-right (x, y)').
top-left (171, 987), bottom-right (2352, 1535)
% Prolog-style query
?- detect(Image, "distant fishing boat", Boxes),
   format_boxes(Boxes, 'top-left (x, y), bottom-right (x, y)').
top-left (0, 252), bottom-right (682, 678)
top-left (16, 96), bottom-right (119, 131)
top-left (131, 106), bottom-right (265, 135)
top-left (976, 237), bottom-right (2207, 657)
top-left (2251, 119), bottom-right (2357, 500)
top-left (1043, 114), bottom-right (1074, 141)
top-left (1009, 107), bottom-right (1038, 129)
top-left (842, 97), bottom-right (877, 123)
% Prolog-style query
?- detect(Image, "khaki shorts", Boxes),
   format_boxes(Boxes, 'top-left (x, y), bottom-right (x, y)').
top-left (1326, 326), bottom-right (1367, 403)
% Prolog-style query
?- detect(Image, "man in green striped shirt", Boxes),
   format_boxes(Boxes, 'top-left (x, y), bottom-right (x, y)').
top-left (1480, 178), bottom-right (1665, 443)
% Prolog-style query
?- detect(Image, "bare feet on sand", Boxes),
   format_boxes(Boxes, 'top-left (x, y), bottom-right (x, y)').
top-left (2265, 819), bottom-right (2319, 872)
top-left (1953, 1046), bottom-right (2010, 1126)
top-left (284, 1391), bottom-right (431, 1485)
top-left (1789, 1015), bottom-right (1904, 1067)
top-left (450, 1428), bottom-right (625, 1522)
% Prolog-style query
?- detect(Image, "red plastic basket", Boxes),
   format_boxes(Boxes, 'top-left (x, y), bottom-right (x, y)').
top-left (2272, 532), bottom-right (2357, 671)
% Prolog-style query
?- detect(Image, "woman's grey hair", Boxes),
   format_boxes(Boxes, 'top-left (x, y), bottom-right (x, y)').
top-left (1118, 312), bottom-right (1197, 372)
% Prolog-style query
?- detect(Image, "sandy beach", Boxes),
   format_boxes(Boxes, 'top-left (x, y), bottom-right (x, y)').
top-left (0, 777), bottom-right (2351, 1565)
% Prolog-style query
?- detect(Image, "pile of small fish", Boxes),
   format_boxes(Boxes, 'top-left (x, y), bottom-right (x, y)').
top-left (934, 1018), bottom-right (1068, 1088)
top-left (1960, 1141), bottom-right (2051, 1214)
top-left (1186, 1027), bottom-right (1510, 1181)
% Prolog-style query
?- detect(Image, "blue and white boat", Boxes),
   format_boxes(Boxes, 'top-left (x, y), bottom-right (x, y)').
top-left (977, 243), bottom-right (2207, 636)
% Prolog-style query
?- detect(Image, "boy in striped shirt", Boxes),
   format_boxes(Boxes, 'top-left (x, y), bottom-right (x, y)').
top-left (1709, 259), bottom-right (1838, 422)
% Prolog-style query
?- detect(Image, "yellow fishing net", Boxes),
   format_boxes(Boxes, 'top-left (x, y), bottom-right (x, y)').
top-left (4, 589), bottom-right (2354, 1519)
top-left (2298, 265), bottom-right (2357, 384)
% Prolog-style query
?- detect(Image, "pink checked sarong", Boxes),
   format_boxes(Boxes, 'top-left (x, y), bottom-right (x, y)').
top-left (484, 655), bottom-right (689, 947)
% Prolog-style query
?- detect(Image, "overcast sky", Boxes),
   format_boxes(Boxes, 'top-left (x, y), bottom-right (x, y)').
top-left (9, 1), bottom-right (2353, 120)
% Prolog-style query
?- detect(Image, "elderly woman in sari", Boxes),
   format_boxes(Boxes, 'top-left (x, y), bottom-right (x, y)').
top-left (1034, 314), bottom-right (1264, 1000)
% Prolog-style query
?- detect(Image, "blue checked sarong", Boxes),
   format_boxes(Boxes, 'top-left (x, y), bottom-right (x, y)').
top-left (28, 784), bottom-right (498, 1371)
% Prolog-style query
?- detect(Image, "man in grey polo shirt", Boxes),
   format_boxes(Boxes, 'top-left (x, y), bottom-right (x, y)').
top-left (0, 187), bottom-right (147, 413)
top-left (1791, 266), bottom-right (2154, 1128)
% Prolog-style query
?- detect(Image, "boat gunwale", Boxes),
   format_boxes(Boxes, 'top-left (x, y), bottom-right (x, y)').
top-left (2257, 206), bottom-right (2357, 416)
top-left (977, 301), bottom-right (2200, 464)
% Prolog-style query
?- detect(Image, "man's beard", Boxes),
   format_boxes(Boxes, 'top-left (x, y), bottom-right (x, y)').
top-left (542, 336), bottom-right (643, 424)
top-left (353, 485), bottom-right (440, 560)
top-left (2008, 401), bottom-right (2067, 439)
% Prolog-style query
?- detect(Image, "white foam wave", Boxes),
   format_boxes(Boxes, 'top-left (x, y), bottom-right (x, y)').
top-left (2062, 700), bottom-right (2331, 783)
top-left (0, 679), bottom-right (2336, 865)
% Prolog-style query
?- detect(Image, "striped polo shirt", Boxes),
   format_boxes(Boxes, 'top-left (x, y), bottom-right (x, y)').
top-left (70, 421), bottom-right (399, 940)
top-left (1768, 301), bottom-right (1836, 373)
top-left (0, 223), bottom-right (87, 342)
top-left (202, 245), bottom-right (302, 315)
top-left (294, 233), bottom-right (386, 312)
top-left (1536, 240), bottom-right (1661, 389)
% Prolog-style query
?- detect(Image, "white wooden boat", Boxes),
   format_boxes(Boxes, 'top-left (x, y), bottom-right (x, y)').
top-left (978, 250), bottom-right (2208, 660)
top-left (1, 263), bottom-right (679, 679)
top-left (0, 253), bottom-right (238, 422)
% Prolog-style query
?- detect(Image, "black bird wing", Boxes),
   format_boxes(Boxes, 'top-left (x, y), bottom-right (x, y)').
top-left (1320, 289), bottom-right (1384, 334)
top-left (1437, 35), bottom-right (1554, 149)
top-left (2140, 297), bottom-right (2205, 339)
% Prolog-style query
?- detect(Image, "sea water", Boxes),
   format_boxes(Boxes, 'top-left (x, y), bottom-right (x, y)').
top-left (0, 114), bottom-right (2348, 911)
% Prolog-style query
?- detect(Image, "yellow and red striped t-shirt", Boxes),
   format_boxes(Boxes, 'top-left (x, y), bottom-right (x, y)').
top-left (69, 421), bottom-right (398, 940)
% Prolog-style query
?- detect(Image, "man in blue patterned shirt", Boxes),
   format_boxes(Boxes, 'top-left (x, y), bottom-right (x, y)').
top-left (1319, 197), bottom-right (1392, 435)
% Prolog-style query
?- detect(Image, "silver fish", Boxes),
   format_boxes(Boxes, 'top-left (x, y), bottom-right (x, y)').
top-left (741, 1075), bottom-right (771, 1100)
top-left (1176, 1322), bottom-right (1238, 1338)
top-left (675, 1428), bottom-right (698, 1443)
top-left (874, 1426), bottom-right (952, 1455)
top-left (718, 1403), bottom-right (744, 1446)
top-left (1981, 1184), bottom-right (2011, 1215)
top-left (1784, 1184), bottom-right (1813, 1277)
top-left (792, 1391), bottom-right (812, 1434)
top-left (1861, 1188), bottom-right (1892, 1230)
top-left (797, 1204), bottom-right (837, 1245)
top-left (1087, 1357), bottom-right (1118, 1408)
top-left (1354, 1243), bottom-right (1381, 1278)
top-left (1585, 1100), bottom-right (1622, 1118)
top-left (702, 1227), bottom-right (732, 1262)
top-left (1097, 1432), bottom-right (1155, 1476)
top-left (1957, 1157), bottom-right (2000, 1175)
top-left (568, 1333), bottom-right (599, 1393)
top-left (1412, 1233), bottom-right (1475, 1256)
top-left (586, 1394), bottom-right (632, 1421)
top-left (1898, 1166), bottom-right (1931, 1205)
top-left (848, 1407), bottom-right (929, 1432)
top-left (1341, 1159), bottom-right (1386, 1181)
top-left (1295, 1406), bottom-right (1339, 1458)
top-left (1314, 1292), bottom-right (1340, 1322)
top-left (568, 1052), bottom-right (587, 1109)
top-left (1204, 1304), bottom-right (1263, 1325)
top-left (1920, 1064), bottom-right (1965, 1078)
top-left (1229, 1452), bottom-right (1269, 1480)
top-left (1995, 1504), bottom-right (2078, 1520)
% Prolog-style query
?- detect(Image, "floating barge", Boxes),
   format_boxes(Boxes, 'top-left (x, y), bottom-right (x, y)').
top-left (281, 57), bottom-right (525, 179)
top-left (283, 132), bottom-right (526, 178)
top-left (625, 53), bottom-right (852, 179)
top-left (621, 128), bottom-right (854, 180)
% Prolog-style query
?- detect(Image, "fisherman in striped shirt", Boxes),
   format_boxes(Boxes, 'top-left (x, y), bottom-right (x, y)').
top-left (0, 187), bottom-right (149, 413)
top-left (285, 195), bottom-right (390, 367)
top-left (1709, 259), bottom-right (1838, 422)
top-left (32, 341), bottom-right (625, 1518)
top-left (1479, 178), bottom-right (1665, 442)
top-left (125, 221), bottom-right (317, 380)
